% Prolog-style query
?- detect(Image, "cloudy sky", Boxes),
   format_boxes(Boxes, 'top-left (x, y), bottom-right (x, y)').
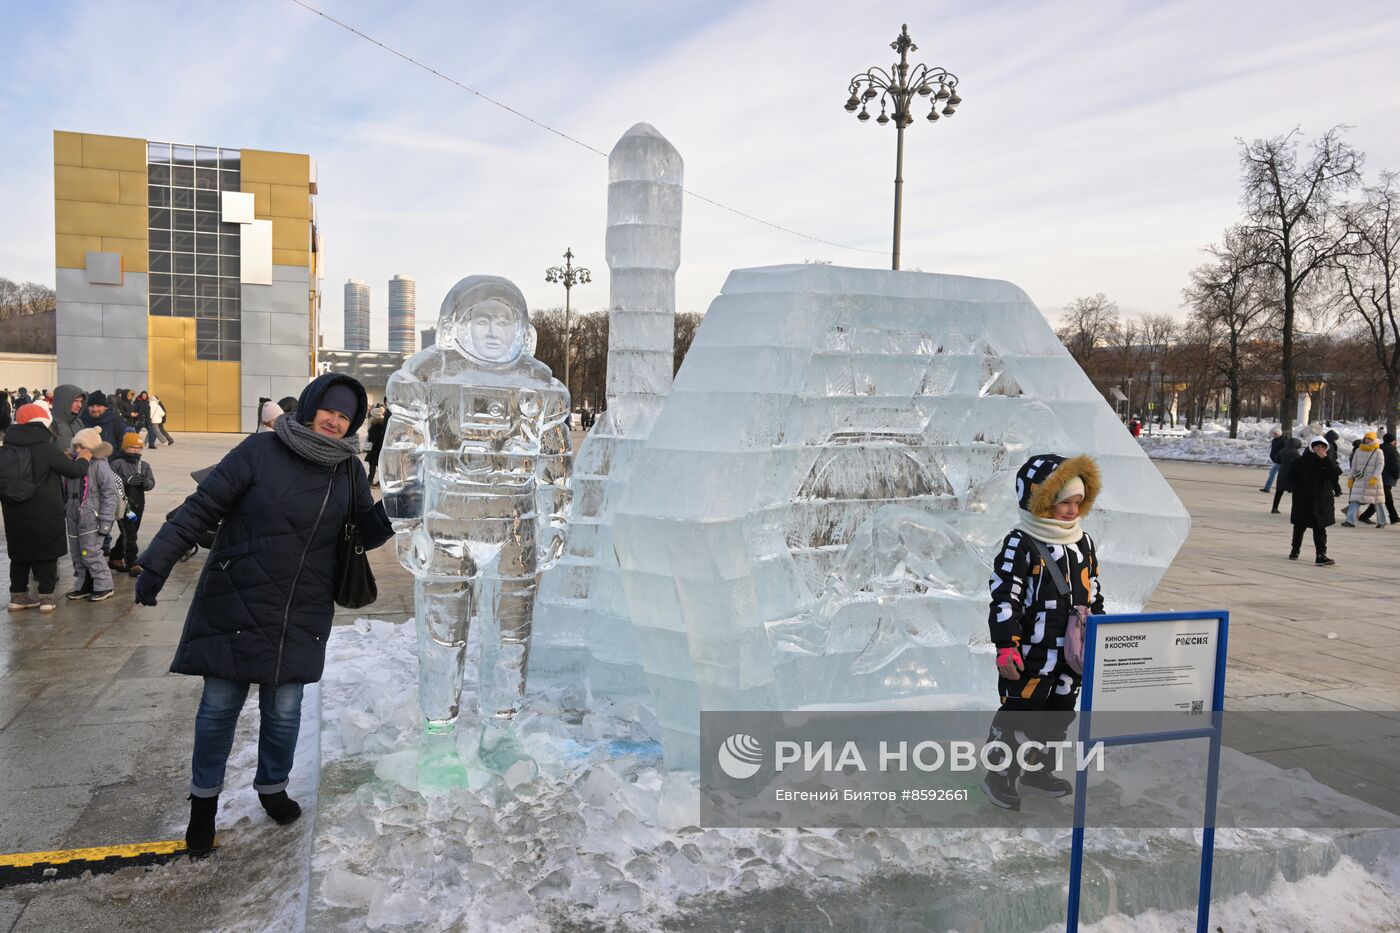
top-left (3, 0), bottom-right (1400, 349)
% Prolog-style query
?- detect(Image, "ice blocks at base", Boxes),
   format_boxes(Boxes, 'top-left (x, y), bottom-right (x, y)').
top-left (606, 264), bottom-right (1190, 767)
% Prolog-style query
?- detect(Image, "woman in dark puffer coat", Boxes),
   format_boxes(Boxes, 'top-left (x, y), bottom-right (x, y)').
top-left (135, 373), bottom-right (393, 855)
top-left (2, 404), bottom-right (91, 611)
top-left (1289, 435), bottom-right (1342, 565)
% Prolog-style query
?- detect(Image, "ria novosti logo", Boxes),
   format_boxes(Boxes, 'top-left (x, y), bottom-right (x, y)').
top-left (716, 733), bottom-right (764, 779)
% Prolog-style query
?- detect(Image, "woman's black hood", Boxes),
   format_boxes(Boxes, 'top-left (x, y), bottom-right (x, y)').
top-left (295, 373), bottom-right (368, 435)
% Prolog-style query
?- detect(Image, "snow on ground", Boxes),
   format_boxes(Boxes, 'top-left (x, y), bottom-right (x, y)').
top-left (1039, 853), bottom-right (1400, 933)
top-left (310, 618), bottom-right (1400, 932)
top-left (1136, 418), bottom-right (1386, 467)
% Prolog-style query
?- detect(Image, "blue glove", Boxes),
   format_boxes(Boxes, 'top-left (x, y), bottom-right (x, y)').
top-left (134, 571), bottom-right (165, 606)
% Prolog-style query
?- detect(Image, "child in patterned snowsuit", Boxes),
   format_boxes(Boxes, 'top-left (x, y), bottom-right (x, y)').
top-left (982, 453), bottom-right (1104, 811)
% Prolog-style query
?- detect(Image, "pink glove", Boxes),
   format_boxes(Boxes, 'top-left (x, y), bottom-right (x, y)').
top-left (996, 647), bottom-right (1025, 680)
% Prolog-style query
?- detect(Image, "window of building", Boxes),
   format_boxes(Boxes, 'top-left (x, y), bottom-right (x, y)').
top-left (147, 141), bottom-right (242, 362)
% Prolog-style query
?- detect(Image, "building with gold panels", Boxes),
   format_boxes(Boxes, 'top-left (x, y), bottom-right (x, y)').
top-left (53, 131), bottom-right (320, 432)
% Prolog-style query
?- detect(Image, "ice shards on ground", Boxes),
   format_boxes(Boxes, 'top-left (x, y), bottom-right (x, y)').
top-left (312, 620), bottom-right (1400, 931)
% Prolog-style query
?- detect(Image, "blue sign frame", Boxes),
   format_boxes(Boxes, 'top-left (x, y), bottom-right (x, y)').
top-left (1066, 610), bottom-right (1230, 933)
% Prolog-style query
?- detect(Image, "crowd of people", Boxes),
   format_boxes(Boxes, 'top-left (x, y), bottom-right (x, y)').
top-left (1, 384), bottom-right (166, 609)
top-left (1, 386), bottom-right (174, 449)
top-left (1260, 425), bottom-right (1400, 565)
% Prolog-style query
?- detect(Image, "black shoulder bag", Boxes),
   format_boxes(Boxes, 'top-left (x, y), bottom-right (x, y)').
top-left (334, 462), bottom-right (378, 609)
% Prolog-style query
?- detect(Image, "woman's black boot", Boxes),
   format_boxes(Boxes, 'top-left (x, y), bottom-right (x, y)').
top-left (185, 794), bottom-right (218, 856)
top-left (258, 790), bottom-right (302, 825)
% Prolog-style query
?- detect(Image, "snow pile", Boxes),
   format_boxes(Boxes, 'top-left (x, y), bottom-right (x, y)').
top-left (1040, 853), bottom-right (1400, 933)
top-left (1139, 419), bottom-right (1386, 466)
top-left (311, 619), bottom-right (1400, 931)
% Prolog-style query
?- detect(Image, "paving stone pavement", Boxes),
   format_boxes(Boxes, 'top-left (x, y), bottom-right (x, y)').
top-left (0, 438), bottom-right (1394, 929)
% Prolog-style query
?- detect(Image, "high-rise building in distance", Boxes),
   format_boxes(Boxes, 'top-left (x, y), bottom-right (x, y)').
top-left (389, 273), bottom-right (416, 353)
top-left (344, 278), bottom-right (370, 350)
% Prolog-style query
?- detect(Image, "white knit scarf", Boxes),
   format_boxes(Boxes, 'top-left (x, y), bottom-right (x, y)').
top-left (1016, 509), bottom-right (1084, 545)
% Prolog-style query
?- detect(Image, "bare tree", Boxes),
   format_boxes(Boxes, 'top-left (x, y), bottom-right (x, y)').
top-left (18, 282), bottom-right (55, 316)
top-left (530, 306), bottom-right (566, 380)
top-left (0, 278), bottom-right (20, 320)
top-left (1184, 228), bottom-right (1274, 437)
top-left (1333, 172), bottom-right (1400, 434)
top-left (1137, 312), bottom-right (1179, 426)
top-left (1055, 293), bottom-right (1120, 368)
top-left (1238, 127), bottom-right (1363, 434)
top-left (674, 311), bottom-right (703, 375)
top-left (1105, 315), bottom-right (1146, 417)
top-left (1172, 315), bottom-right (1220, 429)
top-left (0, 278), bottom-right (54, 321)
top-left (0, 278), bottom-right (57, 353)
top-left (570, 310), bottom-right (609, 412)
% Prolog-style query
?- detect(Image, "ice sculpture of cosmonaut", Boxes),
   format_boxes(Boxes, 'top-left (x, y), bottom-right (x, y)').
top-left (381, 275), bottom-right (571, 734)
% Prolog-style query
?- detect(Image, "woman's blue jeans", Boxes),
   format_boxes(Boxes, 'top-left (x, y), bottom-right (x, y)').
top-left (1345, 500), bottom-right (1389, 527)
top-left (190, 677), bottom-right (304, 798)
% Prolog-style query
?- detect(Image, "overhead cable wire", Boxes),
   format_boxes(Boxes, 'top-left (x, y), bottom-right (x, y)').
top-left (287, 0), bottom-right (886, 256)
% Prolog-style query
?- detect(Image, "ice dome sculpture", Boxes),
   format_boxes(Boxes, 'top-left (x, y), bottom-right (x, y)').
top-left (605, 264), bottom-right (1191, 767)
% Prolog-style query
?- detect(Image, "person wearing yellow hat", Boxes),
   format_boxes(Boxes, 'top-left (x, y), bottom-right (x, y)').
top-left (1359, 433), bottom-right (1400, 525)
top-left (1341, 431), bottom-right (1386, 528)
top-left (108, 432), bottom-right (156, 575)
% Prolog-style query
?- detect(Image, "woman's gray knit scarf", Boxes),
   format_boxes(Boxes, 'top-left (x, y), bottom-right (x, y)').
top-left (274, 413), bottom-right (360, 467)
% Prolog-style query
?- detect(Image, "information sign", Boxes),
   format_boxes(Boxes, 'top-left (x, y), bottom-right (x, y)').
top-left (1067, 610), bottom-right (1229, 933)
top-left (1090, 617), bottom-right (1219, 715)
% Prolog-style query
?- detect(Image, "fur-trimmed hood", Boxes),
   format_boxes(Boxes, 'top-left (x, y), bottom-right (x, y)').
top-left (1015, 453), bottom-right (1102, 516)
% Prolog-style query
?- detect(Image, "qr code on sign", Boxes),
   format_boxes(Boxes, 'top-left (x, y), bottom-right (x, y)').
top-left (1190, 700), bottom-right (1204, 714)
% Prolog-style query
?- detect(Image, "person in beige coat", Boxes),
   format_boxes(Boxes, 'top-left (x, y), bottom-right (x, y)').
top-left (1342, 431), bottom-right (1387, 528)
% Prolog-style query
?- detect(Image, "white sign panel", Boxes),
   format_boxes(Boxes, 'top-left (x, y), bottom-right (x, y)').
top-left (1090, 618), bottom-right (1219, 714)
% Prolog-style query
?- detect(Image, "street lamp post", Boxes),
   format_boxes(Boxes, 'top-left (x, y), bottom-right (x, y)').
top-left (544, 247), bottom-right (591, 392)
top-left (845, 24), bottom-right (962, 271)
top-left (1148, 361), bottom-right (1159, 436)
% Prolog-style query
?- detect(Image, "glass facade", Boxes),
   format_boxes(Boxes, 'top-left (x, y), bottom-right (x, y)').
top-left (146, 141), bottom-right (242, 361)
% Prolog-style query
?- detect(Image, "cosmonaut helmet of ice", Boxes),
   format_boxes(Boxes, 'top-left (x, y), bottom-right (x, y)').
top-left (436, 275), bottom-right (531, 366)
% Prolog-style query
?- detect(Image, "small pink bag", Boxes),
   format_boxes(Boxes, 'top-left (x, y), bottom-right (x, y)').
top-left (1028, 537), bottom-right (1089, 674)
top-left (1066, 605), bottom-right (1089, 674)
